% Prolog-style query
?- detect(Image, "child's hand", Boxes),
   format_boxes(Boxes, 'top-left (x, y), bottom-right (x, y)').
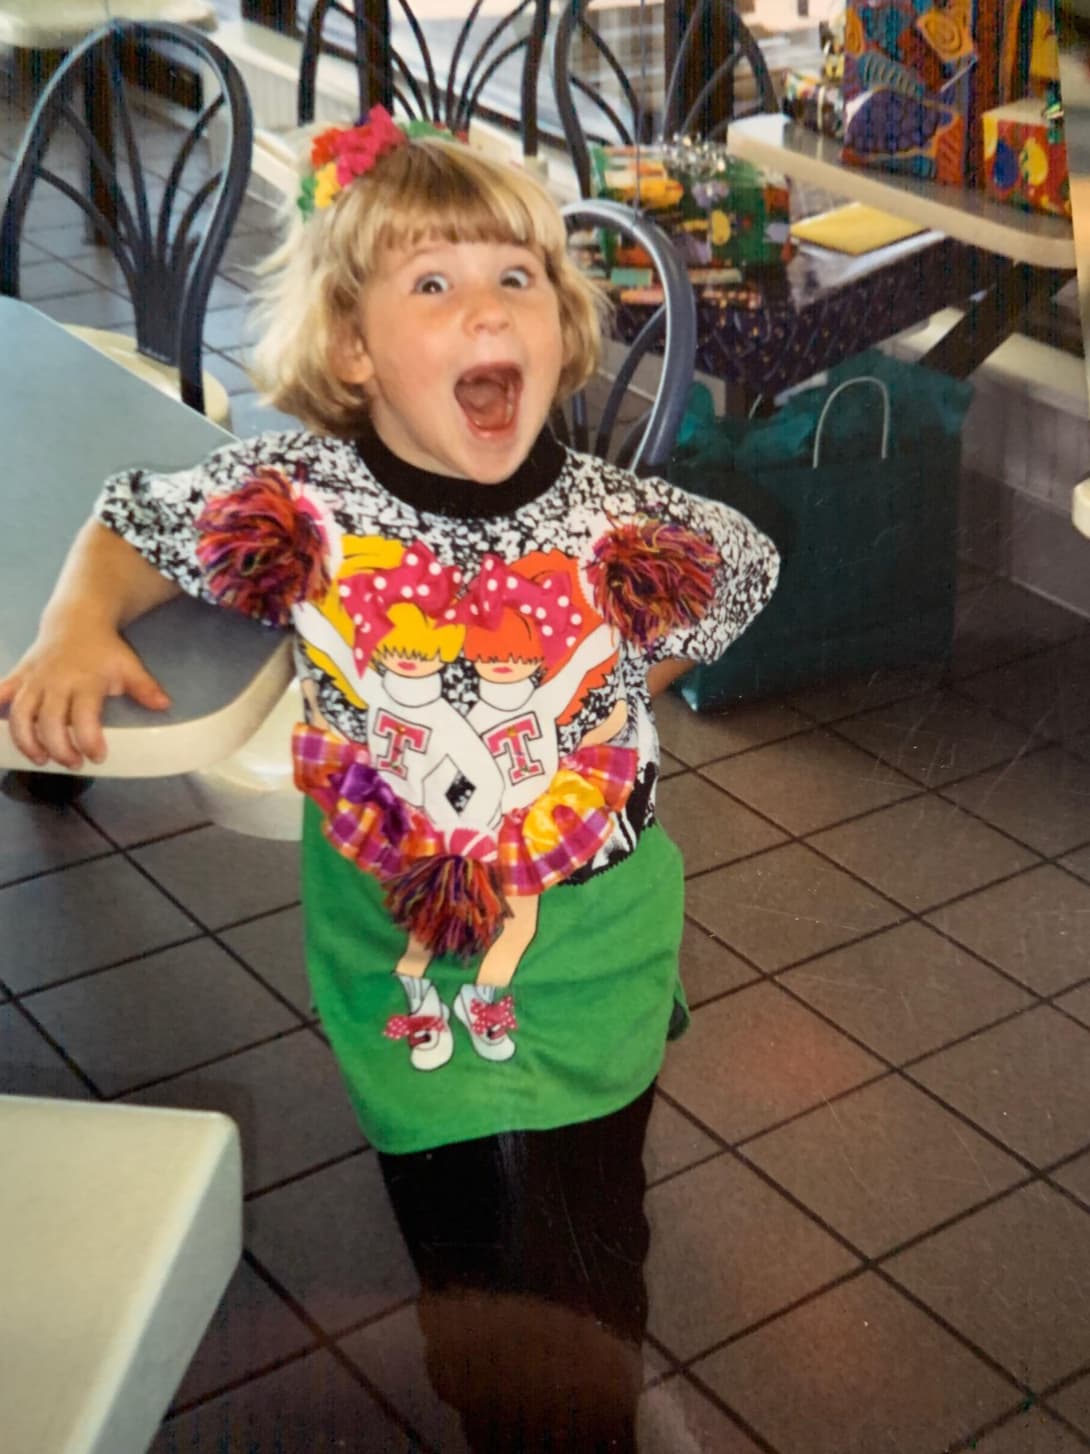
top-left (0, 625), bottom-right (171, 771)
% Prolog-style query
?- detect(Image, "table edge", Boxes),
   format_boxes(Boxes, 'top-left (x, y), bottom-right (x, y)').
top-left (0, 640), bottom-right (295, 779)
top-left (726, 118), bottom-right (1076, 271)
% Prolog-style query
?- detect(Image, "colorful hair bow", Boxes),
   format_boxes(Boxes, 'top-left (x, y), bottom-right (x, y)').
top-left (337, 539), bottom-right (463, 669)
top-left (459, 555), bottom-right (586, 667)
top-left (297, 106), bottom-right (460, 217)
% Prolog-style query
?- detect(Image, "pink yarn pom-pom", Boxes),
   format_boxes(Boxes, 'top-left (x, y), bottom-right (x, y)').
top-left (196, 466), bottom-right (330, 626)
top-left (587, 519), bottom-right (720, 649)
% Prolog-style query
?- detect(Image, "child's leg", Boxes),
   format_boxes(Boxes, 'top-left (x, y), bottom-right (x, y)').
top-left (393, 934), bottom-right (432, 980)
top-left (377, 1083), bottom-right (656, 1453)
top-left (453, 896), bottom-right (538, 1062)
top-left (388, 936), bottom-right (453, 1071)
top-left (475, 894), bottom-right (539, 989)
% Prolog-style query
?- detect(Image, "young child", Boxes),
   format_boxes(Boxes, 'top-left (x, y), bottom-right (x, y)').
top-left (0, 108), bottom-right (778, 1452)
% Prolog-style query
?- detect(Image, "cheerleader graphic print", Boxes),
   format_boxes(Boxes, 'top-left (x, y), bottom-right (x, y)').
top-left (93, 429), bottom-right (778, 1140)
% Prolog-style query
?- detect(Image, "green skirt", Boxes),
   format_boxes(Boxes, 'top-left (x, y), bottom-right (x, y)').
top-left (301, 800), bottom-right (688, 1153)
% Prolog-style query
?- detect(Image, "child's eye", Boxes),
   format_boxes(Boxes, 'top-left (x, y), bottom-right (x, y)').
top-left (413, 273), bottom-right (450, 295)
top-left (501, 267), bottom-right (532, 289)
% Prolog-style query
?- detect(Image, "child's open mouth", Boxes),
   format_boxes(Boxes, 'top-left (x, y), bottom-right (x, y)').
top-left (454, 364), bottom-right (522, 436)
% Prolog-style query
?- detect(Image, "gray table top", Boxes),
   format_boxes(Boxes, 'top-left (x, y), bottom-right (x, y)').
top-left (0, 298), bottom-right (291, 776)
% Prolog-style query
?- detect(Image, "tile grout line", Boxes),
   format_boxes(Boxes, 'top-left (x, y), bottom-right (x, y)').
top-left (3, 996), bottom-right (106, 1100)
top-left (242, 1141), bottom-right (371, 1204)
top-left (12, 929), bottom-right (210, 1002)
top-left (107, 1022), bottom-right (321, 1103)
top-left (683, 883), bottom-right (1090, 1069)
top-left (160, 1247), bottom-right (441, 1454)
top-left (689, 744), bottom-right (1059, 877)
top-left (944, 1403), bottom-right (1090, 1454)
top-left (69, 804), bottom-right (315, 1028)
top-left (659, 960), bottom-right (1090, 1208)
top-left (677, 731), bottom-right (1090, 1007)
top-left (652, 1063), bottom-right (1090, 1337)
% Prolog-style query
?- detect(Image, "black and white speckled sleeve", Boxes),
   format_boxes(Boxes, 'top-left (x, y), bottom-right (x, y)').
top-left (639, 474), bottom-right (780, 665)
top-left (92, 430), bottom-right (317, 623)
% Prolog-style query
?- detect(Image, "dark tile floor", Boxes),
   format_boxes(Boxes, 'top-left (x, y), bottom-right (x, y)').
top-left (3, 87), bottom-right (1090, 1454)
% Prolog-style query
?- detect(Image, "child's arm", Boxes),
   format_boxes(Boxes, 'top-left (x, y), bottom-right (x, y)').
top-left (646, 659), bottom-right (693, 698)
top-left (628, 477), bottom-right (780, 671)
top-left (0, 520), bottom-right (181, 770)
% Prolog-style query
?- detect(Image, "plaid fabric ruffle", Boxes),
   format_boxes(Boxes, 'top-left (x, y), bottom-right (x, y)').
top-left (292, 724), bottom-right (637, 898)
top-left (497, 747), bottom-right (636, 894)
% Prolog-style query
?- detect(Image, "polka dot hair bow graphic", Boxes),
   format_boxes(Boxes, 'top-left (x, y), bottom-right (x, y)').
top-left (458, 555), bottom-right (587, 666)
top-left (338, 541), bottom-right (464, 669)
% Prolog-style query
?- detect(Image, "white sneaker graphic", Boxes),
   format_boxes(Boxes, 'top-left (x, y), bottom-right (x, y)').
top-left (453, 984), bottom-right (518, 1063)
top-left (383, 983), bottom-right (454, 1071)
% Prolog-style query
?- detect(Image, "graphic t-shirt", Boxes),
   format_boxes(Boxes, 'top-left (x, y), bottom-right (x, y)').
top-left (95, 426), bottom-right (778, 1151)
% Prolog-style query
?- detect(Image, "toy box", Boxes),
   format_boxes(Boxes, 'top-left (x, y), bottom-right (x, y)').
top-left (783, 69), bottom-right (845, 139)
top-left (590, 144), bottom-right (794, 270)
top-left (842, 0), bottom-right (1012, 185)
top-left (982, 96), bottom-right (1070, 215)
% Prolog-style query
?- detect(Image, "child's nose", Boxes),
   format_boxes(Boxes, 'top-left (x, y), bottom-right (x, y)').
top-left (464, 284), bottom-right (510, 331)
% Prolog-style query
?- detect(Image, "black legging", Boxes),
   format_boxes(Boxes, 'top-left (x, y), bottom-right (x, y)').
top-left (377, 1083), bottom-right (656, 1453)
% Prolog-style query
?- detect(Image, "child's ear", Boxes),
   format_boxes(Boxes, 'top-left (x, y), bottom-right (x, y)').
top-left (331, 326), bottom-right (375, 387)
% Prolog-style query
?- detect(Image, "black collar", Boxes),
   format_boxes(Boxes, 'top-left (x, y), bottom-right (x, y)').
top-left (354, 422), bottom-right (566, 519)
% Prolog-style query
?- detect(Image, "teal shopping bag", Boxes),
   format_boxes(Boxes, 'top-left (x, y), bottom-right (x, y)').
top-left (668, 351), bottom-right (973, 710)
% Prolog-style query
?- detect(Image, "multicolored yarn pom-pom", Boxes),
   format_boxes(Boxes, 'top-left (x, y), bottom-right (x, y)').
top-left (384, 854), bottom-right (512, 961)
top-left (587, 518), bottom-right (720, 649)
top-left (196, 467), bottom-right (330, 626)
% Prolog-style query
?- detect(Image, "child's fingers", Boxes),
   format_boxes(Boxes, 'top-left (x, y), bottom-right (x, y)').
top-left (0, 671), bottom-right (21, 710)
top-left (70, 689), bottom-right (109, 765)
top-left (33, 689), bottom-right (87, 771)
top-left (121, 661), bottom-right (171, 711)
top-left (5, 684), bottom-right (52, 767)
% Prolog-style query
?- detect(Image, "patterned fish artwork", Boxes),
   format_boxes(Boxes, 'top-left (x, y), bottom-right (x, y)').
top-left (916, 7), bottom-right (975, 65)
top-left (857, 48), bottom-right (928, 99)
top-left (845, 87), bottom-right (953, 154)
top-left (841, 0), bottom-right (1000, 184)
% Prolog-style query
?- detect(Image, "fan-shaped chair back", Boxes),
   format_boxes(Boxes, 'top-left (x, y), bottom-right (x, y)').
top-left (553, 0), bottom-right (778, 197)
top-left (558, 198), bottom-right (696, 477)
top-left (297, 0), bottom-right (550, 159)
top-left (0, 20), bottom-right (252, 415)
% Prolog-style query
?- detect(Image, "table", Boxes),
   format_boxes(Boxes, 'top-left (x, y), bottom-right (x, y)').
top-left (0, 1094), bottom-right (241, 1454)
top-left (0, 298), bottom-right (293, 778)
top-left (626, 227), bottom-right (1010, 400)
top-left (723, 113), bottom-right (1076, 380)
top-left (607, 148), bottom-right (1022, 399)
top-left (725, 113), bottom-right (1075, 269)
top-left (0, 0), bottom-right (215, 50)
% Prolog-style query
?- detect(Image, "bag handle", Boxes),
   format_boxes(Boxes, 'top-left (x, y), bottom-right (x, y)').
top-left (812, 376), bottom-right (890, 468)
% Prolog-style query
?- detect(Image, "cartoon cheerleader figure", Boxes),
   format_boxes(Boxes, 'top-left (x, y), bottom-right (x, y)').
top-left (295, 539), bottom-right (507, 1073)
top-left (295, 538), bottom-right (503, 834)
top-left (448, 551), bottom-right (632, 1063)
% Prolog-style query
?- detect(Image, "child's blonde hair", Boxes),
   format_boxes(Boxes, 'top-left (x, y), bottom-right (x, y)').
top-left (252, 137), bottom-right (606, 438)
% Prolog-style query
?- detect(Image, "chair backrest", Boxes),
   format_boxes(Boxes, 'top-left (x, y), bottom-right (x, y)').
top-left (553, 0), bottom-right (778, 197)
top-left (557, 198), bottom-right (696, 477)
top-left (0, 20), bottom-right (252, 416)
top-left (297, 0), bottom-right (550, 159)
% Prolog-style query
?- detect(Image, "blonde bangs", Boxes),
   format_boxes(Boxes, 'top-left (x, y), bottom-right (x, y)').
top-left (363, 141), bottom-right (569, 260)
top-left (251, 136), bottom-right (605, 438)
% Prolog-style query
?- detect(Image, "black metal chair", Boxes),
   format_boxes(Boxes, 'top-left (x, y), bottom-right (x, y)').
top-left (300, 0), bottom-right (550, 152)
top-left (0, 20), bottom-right (253, 421)
top-left (553, 0), bottom-right (779, 198)
top-left (557, 198), bottom-right (697, 476)
top-left (250, 0), bottom-right (550, 196)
